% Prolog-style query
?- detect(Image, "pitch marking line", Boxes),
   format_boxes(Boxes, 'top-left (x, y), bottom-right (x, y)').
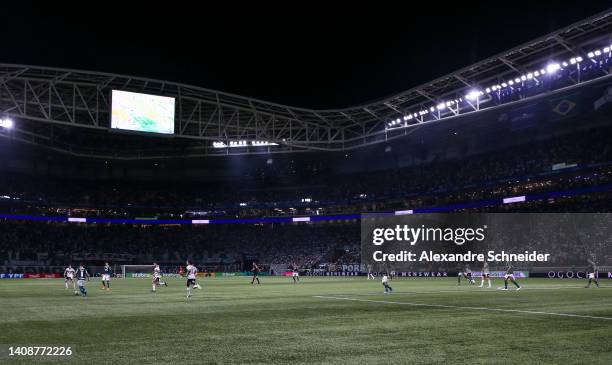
top-left (313, 295), bottom-right (612, 320)
top-left (329, 285), bottom-right (609, 296)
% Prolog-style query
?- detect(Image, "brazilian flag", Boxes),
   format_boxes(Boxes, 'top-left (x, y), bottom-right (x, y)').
top-left (548, 93), bottom-right (581, 122)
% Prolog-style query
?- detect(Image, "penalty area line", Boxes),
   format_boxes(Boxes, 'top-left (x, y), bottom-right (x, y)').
top-left (312, 295), bottom-right (612, 321)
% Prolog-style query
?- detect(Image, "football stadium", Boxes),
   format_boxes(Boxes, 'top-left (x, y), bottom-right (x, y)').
top-left (1, 5), bottom-right (612, 364)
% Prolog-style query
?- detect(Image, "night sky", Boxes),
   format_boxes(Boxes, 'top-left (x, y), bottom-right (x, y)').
top-left (2, 2), bottom-right (611, 108)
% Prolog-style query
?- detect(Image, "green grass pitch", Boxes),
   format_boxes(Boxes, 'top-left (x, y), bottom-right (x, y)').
top-left (0, 277), bottom-right (610, 364)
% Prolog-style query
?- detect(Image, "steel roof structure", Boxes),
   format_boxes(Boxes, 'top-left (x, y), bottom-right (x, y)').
top-left (1, 9), bottom-right (611, 158)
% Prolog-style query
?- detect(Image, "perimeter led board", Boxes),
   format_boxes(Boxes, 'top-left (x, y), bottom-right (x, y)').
top-left (111, 90), bottom-right (175, 134)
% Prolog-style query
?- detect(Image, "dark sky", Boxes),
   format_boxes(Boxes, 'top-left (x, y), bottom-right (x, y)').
top-left (2, 2), bottom-right (611, 108)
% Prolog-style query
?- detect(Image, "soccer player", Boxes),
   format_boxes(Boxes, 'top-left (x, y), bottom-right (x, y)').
top-left (291, 263), bottom-right (300, 284)
top-left (185, 260), bottom-right (200, 300)
top-left (151, 263), bottom-right (168, 292)
top-left (367, 264), bottom-right (375, 280)
top-left (101, 262), bottom-right (112, 291)
top-left (457, 264), bottom-right (464, 285)
top-left (75, 263), bottom-right (90, 297)
top-left (585, 258), bottom-right (600, 288)
top-left (64, 265), bottom-right (76, 290)
top-left (501, 262), bottom-right (521, 291)
top-left (458, 264), bottom-right (475, 285)
top-left (479, 261), bottom-right (491, 288)
top-left (465, 265), bottom-right (476, 285)
top-left (382, 274), bottom-right (393, 294)
top-left (251, 262), bottom-right (261, 285)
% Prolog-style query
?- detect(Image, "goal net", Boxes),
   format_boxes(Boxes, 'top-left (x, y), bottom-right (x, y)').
top-left (122, 265), bottom-right (154, 278)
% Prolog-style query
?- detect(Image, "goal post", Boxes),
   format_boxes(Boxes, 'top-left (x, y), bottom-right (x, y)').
top-left (121, 265), bottom-right (154, 278)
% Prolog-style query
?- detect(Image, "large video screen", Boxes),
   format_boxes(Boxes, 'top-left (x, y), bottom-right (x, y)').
top-left (111, 90), bottom-right (175, 134)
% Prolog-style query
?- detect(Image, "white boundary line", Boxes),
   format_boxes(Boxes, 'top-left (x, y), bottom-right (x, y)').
top-left (313, 295), bottom-right (612, 321)
top-left (327, 285), bottom-right (609, 297)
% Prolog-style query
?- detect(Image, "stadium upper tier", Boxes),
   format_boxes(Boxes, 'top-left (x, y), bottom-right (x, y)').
top-left (0, 10), bottom-right (611, 158)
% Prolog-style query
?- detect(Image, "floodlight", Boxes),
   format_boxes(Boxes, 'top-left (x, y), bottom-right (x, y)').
top-left (545, 63), bottom-right (560, 74)
top-left (0, 118), bottom-right (13, 129)
top-left (465, 90), bottom-right (480, 101)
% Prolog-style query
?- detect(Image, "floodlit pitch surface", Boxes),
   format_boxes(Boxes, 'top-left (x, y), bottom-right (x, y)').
top-left (0, 277), bottom-right (610, 364)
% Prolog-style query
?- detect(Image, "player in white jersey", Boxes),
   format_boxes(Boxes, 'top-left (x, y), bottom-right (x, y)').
top-left (367, 264), bottom-right (375, 280)
top-left (151, 263), bottom-right (168, 292)
top-left (64, 265), bottom-right (76, 290)
top-left (585, 258), bottom-right (600, 288)
top-left (479, 261), bottom-right (491, 288)
top-left (185, 260), bottom-right (201, 300)
top-left (291, 263), bottom-right (300, 283)
top-left (382, 274), bottom-right (393, 294)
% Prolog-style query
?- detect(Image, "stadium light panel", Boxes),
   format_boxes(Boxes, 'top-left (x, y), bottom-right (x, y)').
top-left (382, 43), bottom-right (611, 134)
top-left (465, 90), bottom-right (480, 101)
top-left (0, 118), bottom-right (13, 129)
top-left (545, 63), bottom-right (560, 74)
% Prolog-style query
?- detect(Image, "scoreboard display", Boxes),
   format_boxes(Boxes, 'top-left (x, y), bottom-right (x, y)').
top-left (111, 90), bottom-right (175, 134)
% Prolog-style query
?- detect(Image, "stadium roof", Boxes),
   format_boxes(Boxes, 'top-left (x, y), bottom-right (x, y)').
top-left (1, 9), bottom-right (612, 158)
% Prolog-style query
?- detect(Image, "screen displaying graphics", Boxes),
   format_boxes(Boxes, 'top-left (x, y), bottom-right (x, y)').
top-left (111, 90), bottom-right (175, 134)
